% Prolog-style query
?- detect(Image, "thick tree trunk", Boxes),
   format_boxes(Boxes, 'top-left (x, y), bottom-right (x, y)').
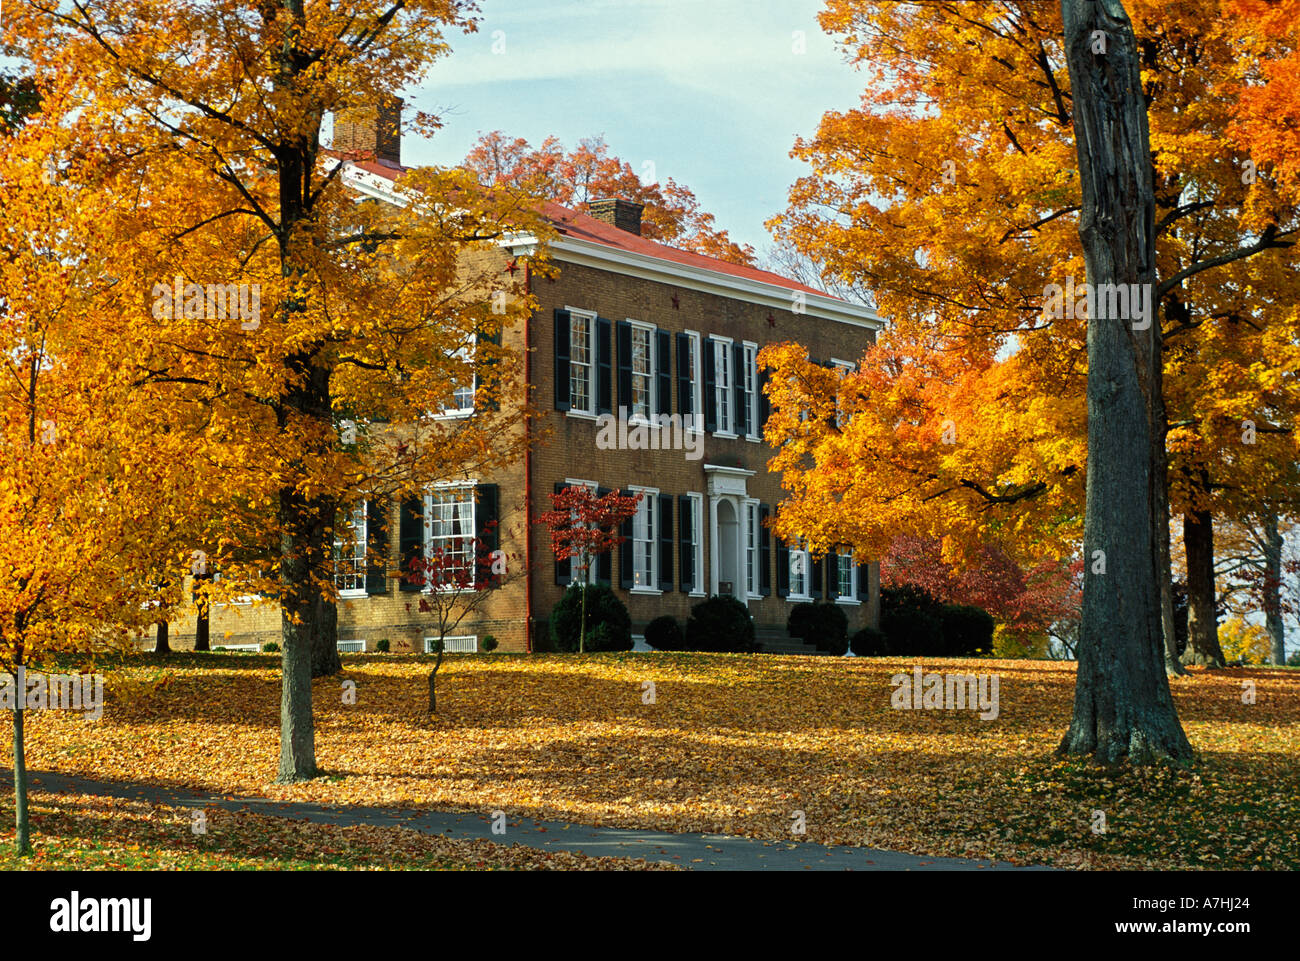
top-left (310, 591), bottom-right (341, 678)
top-left (155, 619), bottom-right (170, 654)
top-left (1058, 0), bottom-right (1192, 764)
top-left (12, 705), bottom-right (29, 855)
top-left (1182, 508), bottom-right (1225, 667)
top-left (1261, 513), bottom-right (1286, 665)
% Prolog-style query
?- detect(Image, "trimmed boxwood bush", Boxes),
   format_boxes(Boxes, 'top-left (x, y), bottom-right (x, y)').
top-left (850, 626), bottom-right (887, 656)
top-left (879, 585), bottom-right (944, 656)
top-left (375, 638), bottom-right (390, 653)
top-left (939, 604), bottom-right (995, 656)
top-left (685, 595), bottom-right (756, 653)
top-left (645, 615), bottom-right (684, 651)
top-left (481, 635), bottom-right (499, 652)
top-left (548, 584), bottom-right (633, 652)
top-left (787, 602), bottom-right (849, 655)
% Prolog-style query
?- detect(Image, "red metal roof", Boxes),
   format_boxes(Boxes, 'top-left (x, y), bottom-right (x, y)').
top-left (336, 153), bottom-right (839, 301)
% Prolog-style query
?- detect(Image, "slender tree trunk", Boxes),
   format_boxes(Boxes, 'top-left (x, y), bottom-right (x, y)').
top-left (1182, 508), bottom-right (1225, 667)
top-left (276, 481), bottom-right (329, 783)
top-left (579, 581), bottom-right (587, 654)
top-left (194, 572), bottom-right (210, 652)
top-left (1261, 512), bottom-right (1286, 665)
top-left (427, 648), bottom-right (444, 714)
top-left (1058, 0), bottom-right (1192, 764)
top-left (12, 704), bottom-right (29, 855)
top-left (155, 619), bottom-right (170, 654)
top-left (1149, 315), bottom-right (1185, 677)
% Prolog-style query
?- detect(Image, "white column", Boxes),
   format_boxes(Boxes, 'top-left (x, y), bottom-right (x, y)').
top-left (708, 495), bottom-right (720, 596)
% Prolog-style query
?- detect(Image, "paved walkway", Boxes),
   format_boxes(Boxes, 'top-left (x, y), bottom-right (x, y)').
top-left (10, 769), bottom-right (1049, 871)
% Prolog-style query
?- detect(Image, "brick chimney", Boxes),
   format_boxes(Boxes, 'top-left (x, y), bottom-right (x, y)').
top-left (588, 198), bottom-right (644, 236)
top-left (333, 95), bottom-right (403, 166)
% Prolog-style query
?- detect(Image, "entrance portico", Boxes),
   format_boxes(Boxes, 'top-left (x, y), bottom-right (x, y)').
top-left (705, 464), bottom-right (755, 599)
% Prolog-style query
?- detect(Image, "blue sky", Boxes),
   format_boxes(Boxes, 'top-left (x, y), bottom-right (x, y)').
top-left (406, 0), bottom-right (867, 256)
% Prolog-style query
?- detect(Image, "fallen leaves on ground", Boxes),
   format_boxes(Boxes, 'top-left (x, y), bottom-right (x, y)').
top-left (11, 652), bottom-right (1300, 869)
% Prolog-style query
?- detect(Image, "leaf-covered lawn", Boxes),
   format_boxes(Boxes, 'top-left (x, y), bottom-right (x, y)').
top-left (11, 652), bottom-right (1300, 869)
top-left (0, 791), bottom-right (677, 871)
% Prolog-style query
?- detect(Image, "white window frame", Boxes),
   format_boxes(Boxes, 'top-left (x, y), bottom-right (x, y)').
top-left (837, 551), bottom-right (860, 605)
top-left (337, 639), bottom-right (367, 653)
top-left (426, 635), bottom-right (478, 653)
top-left (334, 500), bottom-right (368, 598)
top-left (744, 498), bottom-right (761, 599)
top-left (564, 478), bottom-right (600, 586)
top-left (214, 643), bottom-right (260, 653)
top-left (685, 492), bottom-right (706, 597)
top-left (788, 547), bottom-right (811, 601)
top-left (628, 319), bottom-right (657, 425)
top-left (831, 358), bottom-right (856, 428)
top-left (567, 307), bottom-right (598, 418)
top-left (628, 484), bottom-right (660, 594)
top-left (684, 330), bottom-right (704, 433)
top-left (712, 336), bottom-right (735, 437)
top-left (742, 341), bottom-right (760, 442)
top-left (424, 482), bottom-right (477, 593)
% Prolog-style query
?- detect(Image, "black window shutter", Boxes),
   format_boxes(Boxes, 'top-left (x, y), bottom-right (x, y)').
top-left (758, 366), bottom-right (771, 433)
top-left (398, 496), bottom-right (424, 592)
top-left (553, 482), bottom-right (571, 585)
top-left (596, 487), bottom-right (613, 585)
top-left (777, 537), bottom-right (790, 598)
top-left (597, 317), bottom-right (613, 415)
top-left (676, 333), bottom-right (692, 418)
top-left (732, 342), bottom-right (748, 436)
top-left (826, 549), bottom-right (839, 600)
top-left (678, 494), bottom-right (693, 593)
top-left (858, 560), bottom-right (872, 601)
top-left (554, 309), bottom-right (571, 411)
top-left (616, 320), bottom-right (633, 414)
top-left (658, 494), bottom-right (673, 591)
top-left (655, 330), bottom-right (672, 417)
top-left (477, 483), bottom-right (500, 587)
top-left (811, 555), bottom-right (823, 598)
top-left (703, 338), bottom-right (718, 432)
top-left (365, 498), bottom-right (389, 595)
top-left (482, 326), bottom-right (503, 412)
top-left (619, 492), bottom-right (634, 590)
top-left (759, 504), bottom-right (771, 597)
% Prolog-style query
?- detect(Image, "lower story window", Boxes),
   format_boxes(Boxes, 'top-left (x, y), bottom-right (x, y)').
top-left (426, 635), bottom-right (478, 653)
top-left (334, 502), bottom-right (367, 594)
top-left (838, 553), bottom-right (856, 599)
top-left (426, 486), bottom-right (476, 586)
top-left (631, 489), bottom-right (657, 588)
top-left (745, 500), bottom-right (760, 597)
top-left (789, 548), bottom-right (809, 598)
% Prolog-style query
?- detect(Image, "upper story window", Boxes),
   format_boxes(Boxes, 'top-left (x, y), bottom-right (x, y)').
top-left (742, 342), bottom-right (759, 440)
top-left (837, 552), bottom-right (857, 601)
top-left (682, 331), bottom-right (703, 431)
top-left (630, 323), bottom-right (654, 420)
top-left (831, 358), bottom-right (856, 428)
top-left (713, 337), bottom-right (733, 435)
top-left (570, 312), bottom-right (595, 415)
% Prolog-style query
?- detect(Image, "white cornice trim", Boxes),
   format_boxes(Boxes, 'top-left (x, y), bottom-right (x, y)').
top-left (506, 233), bottom-right (882, 330)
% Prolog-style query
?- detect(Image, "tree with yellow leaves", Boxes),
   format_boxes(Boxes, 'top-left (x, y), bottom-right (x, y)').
top-left (8, 0), bottom-right (549, 782)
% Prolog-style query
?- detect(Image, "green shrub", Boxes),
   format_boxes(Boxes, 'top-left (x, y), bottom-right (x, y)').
top-left (787, 603), bottom-right (849, 654)
top-left (1288, 650), bottom-right (1300, 667)
top-left (481, 635), bottom-right (498, 652)
top-left (548, 584), bottom-right (632, 652)
top-left (850, 626), bottom-right (887, 656)
top-left (261, 641), bottom-right (280, 653)
top-left (375, 638), bottom-right (390, 653)
top-left (645, 615), bottom-right (683, 651)
top-left (879, 585), bottom-right (946, 656)
top-left (685, 595), bottom-right (756, 653)
top-left (787, 603), bottom-right (819, 643)
top-left (939, 604), bottom-right (995, 656)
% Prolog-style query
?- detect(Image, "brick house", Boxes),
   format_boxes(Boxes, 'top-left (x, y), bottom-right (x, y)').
top-left (168, 122), bottom-right (884, 655)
